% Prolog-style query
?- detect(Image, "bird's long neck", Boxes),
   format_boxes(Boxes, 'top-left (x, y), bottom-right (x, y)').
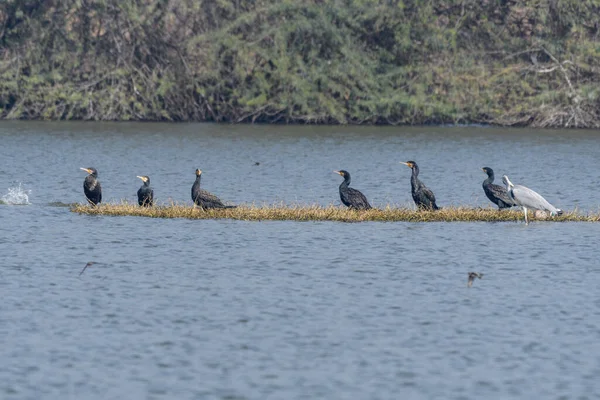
top-left (192, 176), bottom-right (202, 202)
top-left (410, 166), bottom-right (420, 188)
top-left (483, 171), bottom-right (493, 186)
top-left (339, 175), bottom-right (350, 190)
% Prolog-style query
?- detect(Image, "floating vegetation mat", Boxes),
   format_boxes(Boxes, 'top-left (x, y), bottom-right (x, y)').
top-left (69, 203), bottom-right (600, 222)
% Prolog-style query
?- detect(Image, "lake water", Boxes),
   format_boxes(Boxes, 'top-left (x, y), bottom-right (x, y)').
top-left (1, 121), bottom-right (600, 399)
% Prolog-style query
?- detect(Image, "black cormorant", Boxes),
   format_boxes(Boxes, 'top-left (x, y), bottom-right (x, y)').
top-left (400, 161), bottom-right (439, 210)
top-left (191, 169), bottom-right (235, 209)
top-left (482, 167), bottom-right (515, 209)
top-left (334, 170), bottom-right (372, 210)
top-left (80, 167), bottom-right (102, 206)
top-left (468, 272), bottom-right (483, 287)
top-left (136, 175), bottom-right (154, 207)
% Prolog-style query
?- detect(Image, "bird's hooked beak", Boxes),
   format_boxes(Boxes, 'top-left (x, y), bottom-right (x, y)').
top-left (136, 176), bottom-right (147, 182)
top-left (400, 162), bottom-right (411, 168)
top-left (333, 170), bottom-right (342, 176)
top-left (80, 167), bottom-right (92, 174)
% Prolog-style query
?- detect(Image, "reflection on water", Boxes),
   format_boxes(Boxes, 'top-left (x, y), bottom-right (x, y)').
top-left (1, 122), bottom-right (600, 399)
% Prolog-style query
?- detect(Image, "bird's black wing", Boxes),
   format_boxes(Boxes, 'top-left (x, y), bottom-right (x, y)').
top-left (137, 187), bottom-right (153, 206)
top-left (84, 178), bottom-right (101, 205)
top-left (420, 184), bottom-right (438, 209)
top-left (487, 183), bottom-right (515, 207)
top-left (198, 189), bottom-right (227, 208)
top-left (137, 187), bottom-right (144, 205)
top-left (422, 186), bottom-right (436, 204)
top-left (347, 187), bottom-right (372, 210)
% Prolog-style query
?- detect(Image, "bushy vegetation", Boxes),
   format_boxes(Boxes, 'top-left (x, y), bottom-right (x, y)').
top-left (2, 0), bottom-right (600, 126)
top-left (69, 203), bottom-right (597, 222)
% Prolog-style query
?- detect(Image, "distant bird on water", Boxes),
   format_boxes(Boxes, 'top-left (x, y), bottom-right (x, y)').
top-left (191, 169), bottom-right (235, 209)
top-left (334, 170), bottom-right (372, 210)
top-left (79, 261), bottom-right (96, 276)
top-left (502, 175), bottom-right (562, 225)
top-left (467, 272), bottom-right (483, 287)
top-left (136, 175), bottom-right (154, 207)
top-left (400, 161), bottom-right (439, 210)
top-left (80, 167), bottom-right (102, 206)
top-left (482, 167), bottom-right (516, 209)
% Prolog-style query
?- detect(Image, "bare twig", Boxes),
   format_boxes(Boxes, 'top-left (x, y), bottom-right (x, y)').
top-left (501, 48), bottom-right (541, 62)
top-left (540, 46), bottom-right (575, 95)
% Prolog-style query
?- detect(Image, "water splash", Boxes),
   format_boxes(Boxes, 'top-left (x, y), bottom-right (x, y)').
top-left (1, 183), bottom-right (31, 205)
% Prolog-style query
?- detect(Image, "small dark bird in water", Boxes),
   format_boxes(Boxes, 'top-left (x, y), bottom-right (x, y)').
top-left (79, 261), bottom-right (96, 276)
top-left (482, 167), bottom-right (515, 209)
top-left (467, 272), bottom-right (483, 287)
top-left (191, 169), bottom-right (236, 209)
top-left (136, 175), bottom-right (154, 207)
top-left (254, 162), bottom-right (260, 166)
top-left (334, 170), bottom-right (372, 210)
top-left (80, 167), bottom-right (102, 206)
top-left (400, 161), bottom-right (439, 210)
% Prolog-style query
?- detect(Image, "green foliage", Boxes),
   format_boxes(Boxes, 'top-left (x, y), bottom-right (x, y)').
top-left (1, 0), bottom-right (600, 126)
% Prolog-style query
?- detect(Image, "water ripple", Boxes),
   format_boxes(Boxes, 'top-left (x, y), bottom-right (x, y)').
top-left (1, 123), bottom-right (600, 399)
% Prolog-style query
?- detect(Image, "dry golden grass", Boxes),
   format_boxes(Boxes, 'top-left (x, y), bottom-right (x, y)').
top-left (69, 203), bottom-right (600, 222)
